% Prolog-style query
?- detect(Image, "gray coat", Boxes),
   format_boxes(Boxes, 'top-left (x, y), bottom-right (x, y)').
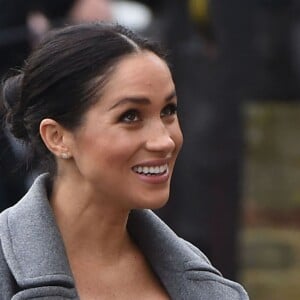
top-left (0, 174), bottom-right (249, 299)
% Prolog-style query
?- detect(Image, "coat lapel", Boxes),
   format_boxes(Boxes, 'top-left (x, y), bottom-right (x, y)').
top-left (128, 210), bottom-right (248, 300)
top-left (127, 209), bottom-right (222, 299)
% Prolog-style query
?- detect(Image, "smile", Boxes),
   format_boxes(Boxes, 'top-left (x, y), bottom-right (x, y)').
top-left (132, 164), bottom-right (168, 176)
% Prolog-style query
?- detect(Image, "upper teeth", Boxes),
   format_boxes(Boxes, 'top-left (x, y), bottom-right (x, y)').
top-left (133, 164), bottom-right (168, 175)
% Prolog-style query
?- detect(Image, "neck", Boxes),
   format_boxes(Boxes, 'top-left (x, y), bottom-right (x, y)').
top-left (49, 173), bottom-right (133, 266)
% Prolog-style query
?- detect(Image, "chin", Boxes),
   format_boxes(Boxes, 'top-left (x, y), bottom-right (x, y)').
top-left (147, 198), bottom-right (169, 210)
top-left (133, 191), bottom-right (170, 210)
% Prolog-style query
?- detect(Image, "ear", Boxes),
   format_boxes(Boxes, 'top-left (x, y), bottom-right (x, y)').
top-left (39, 118), bottom-right (72, 159)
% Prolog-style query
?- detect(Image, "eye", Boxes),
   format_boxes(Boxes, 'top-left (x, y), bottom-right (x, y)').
top-left (161, 103), bottom-right (177, 117)
top-left (119, 109), bottom-right (140, 123)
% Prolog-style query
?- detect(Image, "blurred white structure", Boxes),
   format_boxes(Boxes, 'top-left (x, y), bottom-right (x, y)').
top-left (112, 1), bottom-right (152, 31)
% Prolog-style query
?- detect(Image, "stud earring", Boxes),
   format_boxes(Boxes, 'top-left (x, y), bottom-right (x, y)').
top-left (60, 152), bottom-right (71, 159)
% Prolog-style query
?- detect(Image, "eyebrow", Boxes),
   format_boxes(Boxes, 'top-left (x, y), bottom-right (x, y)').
top-left (108, 90), bottom-right (177, 111)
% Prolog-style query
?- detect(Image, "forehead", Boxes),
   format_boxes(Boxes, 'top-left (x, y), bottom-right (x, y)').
top-left (101, 51), bottom-right (174, 96)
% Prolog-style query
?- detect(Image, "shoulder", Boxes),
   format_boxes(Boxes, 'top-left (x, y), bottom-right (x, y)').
top-left (174, 237), bottom-right (249, 299)
top-left (0, 210), bottom-right (18, 299)
top-left (176, 239), bottom-right (249, 299)
top-left (0, 175), bottom-right (78, 299)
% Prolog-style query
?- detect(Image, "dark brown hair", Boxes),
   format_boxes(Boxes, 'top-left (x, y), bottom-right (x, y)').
top-left (1, 22), bottom-right (166, 174)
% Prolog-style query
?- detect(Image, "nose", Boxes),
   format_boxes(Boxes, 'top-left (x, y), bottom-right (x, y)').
top-left (145, 121), bottom-right (176, 154)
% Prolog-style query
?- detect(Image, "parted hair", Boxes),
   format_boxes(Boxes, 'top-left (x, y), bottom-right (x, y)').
top-left (0, 22), bottom-right (166, 174)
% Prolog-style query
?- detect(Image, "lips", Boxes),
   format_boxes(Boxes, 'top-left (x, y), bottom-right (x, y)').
top-left (132, 164), bottom-right (168, 176)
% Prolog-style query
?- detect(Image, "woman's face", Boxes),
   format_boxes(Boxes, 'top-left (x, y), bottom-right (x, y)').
top-left (67, 51), bottom-right (183, 210)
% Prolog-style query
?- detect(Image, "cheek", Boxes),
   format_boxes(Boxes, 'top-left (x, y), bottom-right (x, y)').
top-left (91, 133), bottom-right (140, 167)
top-left (171, 122), bottom-right (183, 154)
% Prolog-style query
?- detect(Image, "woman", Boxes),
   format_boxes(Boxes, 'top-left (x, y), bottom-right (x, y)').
top-left (0, 23), bottom-right (248, 299)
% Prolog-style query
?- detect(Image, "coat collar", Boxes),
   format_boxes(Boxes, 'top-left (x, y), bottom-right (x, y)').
top-left (128, 209), bottom-right (221, 297)
top-left (0, 174), bottom-right (247, 299)
top-left (0, 174), bottom-right (77, 297)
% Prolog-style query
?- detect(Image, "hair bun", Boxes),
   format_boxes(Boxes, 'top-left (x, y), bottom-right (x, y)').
top-left (1, 74), bottom-right (28, 140)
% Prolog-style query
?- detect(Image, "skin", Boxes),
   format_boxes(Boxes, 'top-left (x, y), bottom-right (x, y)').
top-left (39, 51), bottom-right (183, 299)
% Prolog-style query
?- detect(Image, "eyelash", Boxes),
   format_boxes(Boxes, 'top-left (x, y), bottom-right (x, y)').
top-left (119, 109), bottom-right (140, 123)
top-left (161, 103), bottom-right (177, 117)
top-left (119, 103), bottom-right (178, 124)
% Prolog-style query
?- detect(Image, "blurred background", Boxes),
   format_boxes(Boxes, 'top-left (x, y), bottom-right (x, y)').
top-left (1, 1), bottom-right (300, 299)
